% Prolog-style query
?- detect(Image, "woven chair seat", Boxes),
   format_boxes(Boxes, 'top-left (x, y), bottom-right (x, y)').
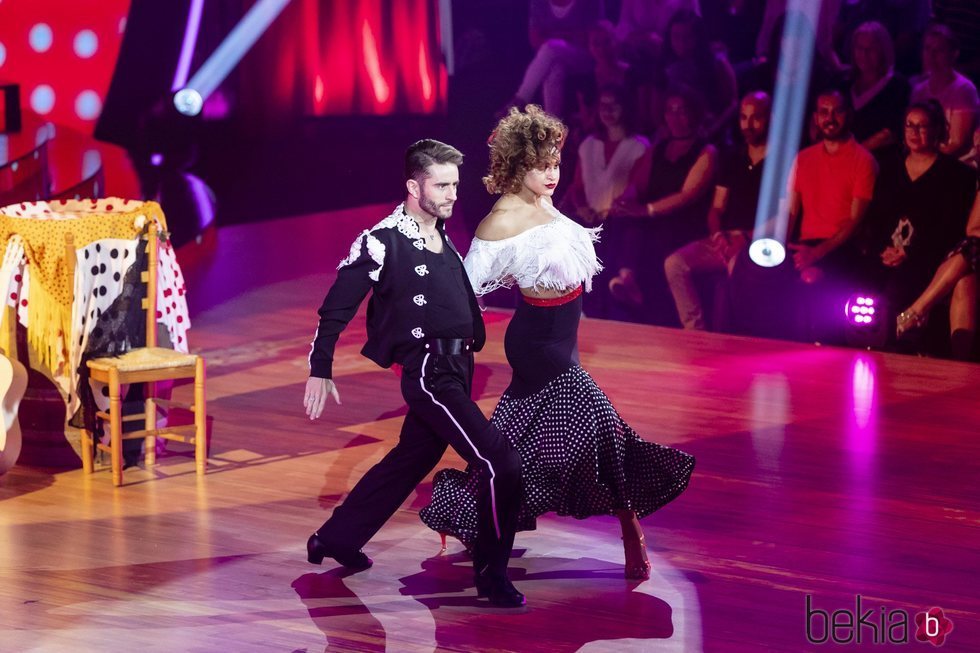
top-left (69, 219), bottom-right (206, 486)
top-left (88, 346), bottom-right (198, 373)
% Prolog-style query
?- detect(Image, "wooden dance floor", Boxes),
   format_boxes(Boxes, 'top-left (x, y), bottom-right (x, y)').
top-left (2, 205), bottom-right (977, 652)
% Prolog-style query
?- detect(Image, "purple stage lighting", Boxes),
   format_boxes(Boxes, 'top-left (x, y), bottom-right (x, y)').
top-left (845, 295), bottom-right (879, 327)
top-left (844, 293), bottom-right (887, 348)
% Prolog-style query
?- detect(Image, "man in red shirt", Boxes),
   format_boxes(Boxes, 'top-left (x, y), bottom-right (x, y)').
top-left (788, 89), bottom-right (878, 284)
top-left (729, 89), bottom-right (878, 341)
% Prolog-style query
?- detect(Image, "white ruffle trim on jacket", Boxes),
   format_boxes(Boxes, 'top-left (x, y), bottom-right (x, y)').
top-left (337, 203), bottom-right (424, 282)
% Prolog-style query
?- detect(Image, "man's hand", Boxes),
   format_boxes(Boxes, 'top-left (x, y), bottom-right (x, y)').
top-left (788, 243), bottom-right (820, 271)
top-left (304, 377), bottom-right (341, 420)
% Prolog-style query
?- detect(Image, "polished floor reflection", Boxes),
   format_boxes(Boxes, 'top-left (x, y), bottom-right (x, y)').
top-left (1, 207), bottom-right (977, 652)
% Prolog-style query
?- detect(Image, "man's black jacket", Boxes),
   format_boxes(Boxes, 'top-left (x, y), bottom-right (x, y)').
top-left (309, 203), bottom-right (486, 379)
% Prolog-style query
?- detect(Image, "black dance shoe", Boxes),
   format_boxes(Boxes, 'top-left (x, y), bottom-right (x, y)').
top-left (475, 572), bottom-right (526, 608)
top-left (306, 533), bottom-right (373, 570)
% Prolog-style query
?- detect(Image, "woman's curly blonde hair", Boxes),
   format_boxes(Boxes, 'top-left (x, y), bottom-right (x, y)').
top-left (483, 105), bottom-right (567, 195)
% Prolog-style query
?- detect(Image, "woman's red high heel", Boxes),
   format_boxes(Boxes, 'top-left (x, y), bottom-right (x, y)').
top-left (623, 532), bottom-right (652, 580)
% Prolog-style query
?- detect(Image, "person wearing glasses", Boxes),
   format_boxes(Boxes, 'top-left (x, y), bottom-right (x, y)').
top-left (863, 100), bottom-right (976, 352)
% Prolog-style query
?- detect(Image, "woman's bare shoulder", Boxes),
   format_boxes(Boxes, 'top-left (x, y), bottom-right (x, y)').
top-left (475, 199), bottom-right (543, 241)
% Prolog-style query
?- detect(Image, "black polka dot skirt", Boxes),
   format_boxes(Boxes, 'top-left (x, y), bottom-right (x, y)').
top-left (420, 298), bottom-right (696, 544)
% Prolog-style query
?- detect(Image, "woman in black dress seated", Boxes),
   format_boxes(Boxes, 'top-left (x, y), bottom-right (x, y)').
top-left (864, 100), bottom-right (976, 351)
top-left (604, 85), bottom-right (717, 323)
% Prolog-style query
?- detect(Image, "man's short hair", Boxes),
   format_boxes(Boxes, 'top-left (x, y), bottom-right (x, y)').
top-left (924, 23), bottom-right (960, 52)
top-left (814, 87), bottom-right (851, 113)
top-left (405, 139), bottom-right (464, 183)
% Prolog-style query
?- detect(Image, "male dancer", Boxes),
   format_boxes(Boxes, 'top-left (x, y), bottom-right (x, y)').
top-left (304, 139), bottom-right (525, 607)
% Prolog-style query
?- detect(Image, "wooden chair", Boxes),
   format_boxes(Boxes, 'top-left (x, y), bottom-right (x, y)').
top-left (69, 223), bottom-right (207, 486)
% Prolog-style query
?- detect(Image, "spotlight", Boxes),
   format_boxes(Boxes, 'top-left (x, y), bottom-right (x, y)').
top-left (749, 238), bottom-right (786, 268)
top-left (844, 293), bottom-right (886, 348)
top-left (845, 295), bottom-right (879, 325)
top-left (173, 0), bottom-right (292, 115)
top-left (749, 0), bottom-right (820, 274)
top-left (173, 88), bottom-right (203, 116)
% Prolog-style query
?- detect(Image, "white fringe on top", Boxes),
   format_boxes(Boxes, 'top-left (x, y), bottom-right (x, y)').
top-left (464, 202), bottom-right (602, 296)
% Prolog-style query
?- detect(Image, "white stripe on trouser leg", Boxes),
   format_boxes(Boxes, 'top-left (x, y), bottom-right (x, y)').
top-left (419, 353), bottom-right (502, 539)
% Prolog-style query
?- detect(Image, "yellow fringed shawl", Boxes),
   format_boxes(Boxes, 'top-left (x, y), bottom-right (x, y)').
top-left (0, 198), bottom-right (168, 372)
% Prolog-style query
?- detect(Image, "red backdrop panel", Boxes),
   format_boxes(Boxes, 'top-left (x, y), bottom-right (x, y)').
top-left (304, 0), bottom-right (447, 116)
top-left (0, 0), bottom-right (131, 133)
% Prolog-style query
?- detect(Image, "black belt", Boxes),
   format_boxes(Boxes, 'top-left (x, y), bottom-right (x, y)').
top-left (424, 337), bottom-right (474, 355)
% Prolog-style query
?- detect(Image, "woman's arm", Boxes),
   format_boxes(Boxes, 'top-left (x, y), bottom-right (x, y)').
top-left (941, 108), bottom-right (977, 158)
top-left (646, 146), bottom-right (718, 217)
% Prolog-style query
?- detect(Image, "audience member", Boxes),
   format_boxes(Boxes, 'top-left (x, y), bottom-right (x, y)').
top-left (911, 24), bottom-right (979, 160)
top-left (615, 0), bottom-right (702, 43)
top-left (932, 0), bottom-right (980, 79)
top-left (833, 0), bottom-right (931, 74)
top-left (589, 20), bottom-right (629, 89)
top-left (563, 84), bottom-right (650, 224)
top-left (788, 90), bottom-right (877, 284)
top-left (605, 86), bottom-right (717, 322)
top-left (663, 10), bottom-right (738, 140)
top-left (755, 0), bottom-right (846, 75)
top-left (503, 0), bottom-right (604, 118)
top-left (664, 91), bottom-right (771, 330)
top-left (701, 0), bottom-right (766, 67)
top-left (864, 101), bottom-right (976, 350)
top-left (846, 21), bottom-right (911, 157)
top-left (728, 89), bottom-right (877, 341)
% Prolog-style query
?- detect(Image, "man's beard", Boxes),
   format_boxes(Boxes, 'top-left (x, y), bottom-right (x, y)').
top-left (419, 194), bottom-right (452, 219)
top-left (820, 122), bottom-right (845, 140)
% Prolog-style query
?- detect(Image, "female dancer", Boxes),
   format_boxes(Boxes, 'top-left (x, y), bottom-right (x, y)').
top-left (419, 105), bottom-right (695, 580)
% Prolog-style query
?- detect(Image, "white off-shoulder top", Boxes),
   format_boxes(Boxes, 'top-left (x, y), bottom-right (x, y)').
top-left (464, 201), bottom-right (602, 296)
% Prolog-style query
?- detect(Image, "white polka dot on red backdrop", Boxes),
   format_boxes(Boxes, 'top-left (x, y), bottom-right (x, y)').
top-left (0, 2), bottom-right (130, 130)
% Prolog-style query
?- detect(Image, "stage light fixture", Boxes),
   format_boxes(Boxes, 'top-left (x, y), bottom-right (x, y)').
top-left (174, 87), bottom-right (203, 116)
top-left (749, 0), bottom-right (820, 268)
top-left (748, 238), bottom-right (786, 268)
top-left (173, 0), bottom-right (292, 116)
top-left (844, 293), bottom-right (886, 348)
top-left (845, 295), bottom-right (879, 327)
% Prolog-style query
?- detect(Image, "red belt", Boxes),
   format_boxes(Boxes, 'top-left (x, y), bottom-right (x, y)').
top-left (522, 285), bottom-right (583, 307)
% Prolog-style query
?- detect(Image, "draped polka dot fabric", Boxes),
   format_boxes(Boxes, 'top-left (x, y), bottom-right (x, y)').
top-left (420, 365), bottom-right (696, 544)
top-left (70, 238), bottom-right (137, 415)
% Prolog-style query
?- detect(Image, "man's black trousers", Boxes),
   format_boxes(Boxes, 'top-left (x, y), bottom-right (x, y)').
top-left (316, 349), bottom-right (522, 578)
